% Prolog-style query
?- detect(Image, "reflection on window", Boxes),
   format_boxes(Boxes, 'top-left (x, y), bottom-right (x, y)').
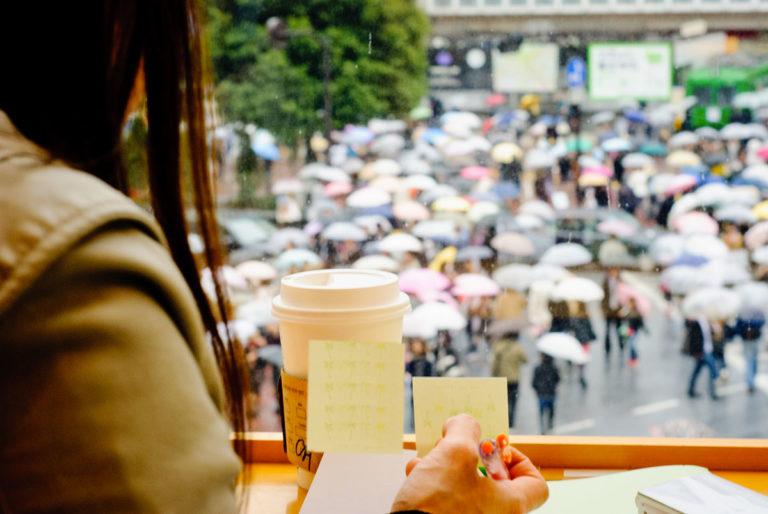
top-left (459, 0), bottom-right (477, 5)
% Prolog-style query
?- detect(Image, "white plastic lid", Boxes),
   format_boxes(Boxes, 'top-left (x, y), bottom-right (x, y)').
top-left (272, 269), bottom-right (410, 323)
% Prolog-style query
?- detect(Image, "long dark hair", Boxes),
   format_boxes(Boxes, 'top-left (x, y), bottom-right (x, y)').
top-left (0, 0), bottom-right (249, 486)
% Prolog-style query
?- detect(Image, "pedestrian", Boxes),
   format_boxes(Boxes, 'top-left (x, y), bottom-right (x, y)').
top-left (620, 297), bottom-right (646, 367)
top-left (569, 300), bottom-right (595, 389)
top-left (734, 310), bottom-right (764, 394)
top-left (406, 338), bottom-right (434, 379)
top-left (434, 330), bottom-right (462, 377)
top-left (491, 330), bottom-right (529, 428)
top-left (684, 316), bottom-right (720, 400)
top-left (532, 354), bottom-right (560, 435)
top-left (602, 267), bottom-right (623, 356)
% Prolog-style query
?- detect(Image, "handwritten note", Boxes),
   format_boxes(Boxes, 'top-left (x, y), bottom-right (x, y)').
top-left (412, 377), bottom-right (508, 457)
top-left (308, 340), bottom-right (404, 453)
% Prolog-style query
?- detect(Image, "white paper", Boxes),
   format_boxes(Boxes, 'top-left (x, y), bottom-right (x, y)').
top-left (639, 472), bottom-right (768, 513)
top-left (300, 451), bottom-right (416, 514)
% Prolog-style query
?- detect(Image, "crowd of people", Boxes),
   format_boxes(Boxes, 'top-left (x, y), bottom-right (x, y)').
top-left (212, 98), bottom-right (768, 434)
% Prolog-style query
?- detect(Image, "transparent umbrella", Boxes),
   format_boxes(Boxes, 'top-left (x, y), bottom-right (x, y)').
top-left (346, 187), bottom-right (391, 209)
top-left (551, 277), bottom-right (604, 302)
top-left (683, 287), bottom-right (741, 321)
top-left (322, 222), bottom-right (368, 242)
top-left (493, 264), bottom-right (534, 291)
top-left (378, 232), bottom-right (424, 253)
top-left (352, 254), bottom-right (400, 273)
top-left (540, 243), bottom-right (592, 267)
top-left (411, 301), bottom-right (467, 331)
top-left (491, 232), bottom-right (536, 257)
top-left (536, 333), bottom-right (590, 364)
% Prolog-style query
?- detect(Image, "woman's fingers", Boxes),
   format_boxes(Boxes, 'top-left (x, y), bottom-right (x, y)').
top-left (503, 445), bottom-right (545, 480)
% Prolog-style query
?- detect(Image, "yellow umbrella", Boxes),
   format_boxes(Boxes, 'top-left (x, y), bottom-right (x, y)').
top-left (432, 195), bottom-right (471, 213)
top-left (752, 200), bottom-right (768, 220)
top-left (491, 142), bottom-right (523, 164)
top-left (429, 246), bottom-right (457, 272)
top-left (666, 150), bottom-right (701, 168)
top-left (578, 173), bottom-right (609, 187)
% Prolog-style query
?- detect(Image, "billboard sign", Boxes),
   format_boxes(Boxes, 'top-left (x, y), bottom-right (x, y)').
top-left (588, 43), bottom-right (673, 101)
top-left (492, 43), bottom-right (559, 93)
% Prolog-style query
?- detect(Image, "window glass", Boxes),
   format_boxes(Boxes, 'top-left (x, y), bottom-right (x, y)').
top-left (191, 0), bottom-right (768, 441)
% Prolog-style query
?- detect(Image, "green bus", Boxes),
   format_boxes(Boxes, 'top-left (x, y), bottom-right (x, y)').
top-left (685, 63), bottom-right (768, 128)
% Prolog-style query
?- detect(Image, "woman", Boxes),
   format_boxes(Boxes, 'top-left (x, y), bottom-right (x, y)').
top-left (0, 3), bottom-right (546, 513)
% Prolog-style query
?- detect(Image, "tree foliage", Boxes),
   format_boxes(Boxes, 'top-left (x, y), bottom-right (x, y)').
top-left (207, 0), bottom-right (429, 147)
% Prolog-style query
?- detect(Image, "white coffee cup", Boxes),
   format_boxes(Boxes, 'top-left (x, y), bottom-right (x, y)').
top-left (272, 269), bottom-right (410, 488)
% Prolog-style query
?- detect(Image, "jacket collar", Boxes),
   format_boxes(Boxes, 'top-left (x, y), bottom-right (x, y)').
top-left (0, 110), bottom-right (53, 167)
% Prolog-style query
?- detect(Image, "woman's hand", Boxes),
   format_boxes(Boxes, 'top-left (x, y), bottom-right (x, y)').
top-left (391, 414), bottom-right (548, 514)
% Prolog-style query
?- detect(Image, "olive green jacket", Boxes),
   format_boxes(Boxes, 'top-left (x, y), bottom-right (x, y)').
top-left (0, 111), bottom-right (240, 513)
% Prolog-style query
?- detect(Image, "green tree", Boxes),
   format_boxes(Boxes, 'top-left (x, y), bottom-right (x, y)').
top-left (207, 0), bottom-right (429, 147)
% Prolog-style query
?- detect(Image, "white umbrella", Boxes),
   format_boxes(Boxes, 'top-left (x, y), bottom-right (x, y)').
top-left (683, 287), bottom-right (741, 321)
top-left (452, 273), bottom-right (501, 297)
top-left (650, 233), bottom-right (685, 266)
top-left (369, 158), bottom-right (402, 176)
top-left (714, 205), bottom-right (757, 224)
top-left (531, 264), bottom-right (571, 282)
top-left (468, 201), bottom-right (501, 223)
top-left (354, 215), bottom-right (392, 235)
top-left (540, 243), bottom-right (592, 267)
top-left (394, 200), bottom-right (431, 222)
top-left (401, 156), bottom-right (432, 175)
top-left (513, 214), bottom-right (546, 231)
top-left (730, 186), bottom-right (760, 206)
top-left (441, 111), bottom-right (482, 131)
top-left (401, 174), bottom-right (437, 191)
top-left (667, 193), bottom-right (704, 221)
top-left (721, 123), bottom-right (750, 140)
top-left (491, 232), bottom-right (536, 256)
top-left (752, 246), bottom-right (768, 265)
top-left (235, 301), bottom-right (276, 327)
top-left (370, 175), bottom-right (402, 193)
top-left (578, 155), bottom-right (602, 169)
top-left (402, 312), bottom-right (439, 339)
top-left (602, 137), bottom-right (632, 153)
top-left (352, 254), bottom-right (400, 273)
top-left (274, 248), bottom-right (323, 270)
top-left (493, 264), bottom-right (534, 291)
top-left (270, 227), bottom-right (310, 250)
top-left (411, 301), bottom-right (467, 331)
top-left (669, 131), bottom-right (699, 148)
top-left (591, 111), bottom-right (615, 125)
top-left (420, 184), bottom-right (459, 204)
top-left (735, 281), bottom-right (768, 312)
top-left (536, 333), bottom-right (590, 364)
top-left (701, 259), bottom-right (751, 286)
top-left (235, 261), bottom-right (277, 282)
top-left (746, 221), bottom-right (768, 249)
top-left (413, 220), bottom-right (458, 242)
top-left (684, 234), bottom-right (729, 260)
top-left (432, 196), bottom-right (471, 213)
top-left (346, 187), bottom-right (391, 208)
top-left (695, 183), bottom-right (732, 207)
top-left (378, 232), bottom-right (424, 253)
top-left (322, 222), bottom-right (368, 242)
top-left (369, 118), bottom-right (407, 134)
top-left (201, 266), bottom-right (248, 294)
top-left (519, 200), bottom-right (555, 221)
top-left (370, 134), bottom-right (406, 157)
top-left (598, 239), bottom-right (634, 267)
top-left (342, 157), bottom-right (365, 174)
top-left (551, 277), bottom-right (604, 302)
top-left (524, 149), bottom-right (555, 170)
top-left (271, 178), bottom-right (305, 195)
top-left (622, 153), bottom-right (654, 170)
top-left (660, 265), bottom-right (724, 295)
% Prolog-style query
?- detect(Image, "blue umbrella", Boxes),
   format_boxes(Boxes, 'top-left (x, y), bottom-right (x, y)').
top-left (421, 127), bottom-right (446, 145)
top-left (623, 109), bottom-right (646, 124)
top-left (470, 191), bottom-right (502, 203)
top-left (252, 143), bottom-right (280, 161)
top-left (492, 181), bottom-right (520, 200)
top-left (455, 245), bottom-right (494, 262)
top-left (671, 253), bottom-right (708, 267)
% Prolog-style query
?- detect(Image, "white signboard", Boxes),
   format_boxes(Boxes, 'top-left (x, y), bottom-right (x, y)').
top-left (492, 43), bottom-right (559, 93)
top-left (674, 32), bottom-right (728, 68)
top-left (588, 43), bottom-right (672, 101)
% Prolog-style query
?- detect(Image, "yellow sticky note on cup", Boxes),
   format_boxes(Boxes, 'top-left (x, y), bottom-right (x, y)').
top-left (308, 340), bottom-right (404, 453)
top-left (412, 377), bottom-right (508, 457)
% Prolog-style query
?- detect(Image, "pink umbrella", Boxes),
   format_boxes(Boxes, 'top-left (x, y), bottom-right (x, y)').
top-left (399, 268), bottom-right (450, 294)
top-left (394, 200), bottom-right (430, 222)
top-left (452, 273), bottom-right (500, 297)
top-left (416, 289), bottom-right (459, 308)
top-left (460, 166), bottom-right (492, 181)
top-left (670, 211), bottom-right (718, 236)
top-left (582, 165), bottom-right (613, 178)
top-left (597, 219), bottom-right (637, 238)
top-left (324, 181), bottom-right (353, 197)
top-left (746, 221), bottom-right (768, 250)
top-left (757, 146), bottom-right (768, 161)
top-left (617, 282), bottom-right (651, 317)
top-left (664, 175), bottom-right (697, 196)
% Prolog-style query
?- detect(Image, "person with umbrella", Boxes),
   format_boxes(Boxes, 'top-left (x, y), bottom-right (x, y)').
top-left (602, 267), bottom-right (624, 358)
top-left (532, 354), bottom-right (561, 435)
top-left (619, 297), bottom-right (647, 367)
top-left (684, 316), bottom-right (720, 400)
top-left (491, 329), bottom-right (528, 429)
top-left (569, 300), bottom-right (595, 389)
top-left (727, 308), bottom-right (765, 394)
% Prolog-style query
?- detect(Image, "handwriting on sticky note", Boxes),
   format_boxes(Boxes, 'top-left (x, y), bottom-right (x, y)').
top-left (412, 377), bottom-right (508, 457)
top-left (308, 340), bottom-right (404, 453)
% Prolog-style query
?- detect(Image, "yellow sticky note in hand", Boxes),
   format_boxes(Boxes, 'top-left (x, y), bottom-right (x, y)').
top-left (412, 377), bottom-right (508, 457)
top-left (308, 340), bottom-right (404, 453)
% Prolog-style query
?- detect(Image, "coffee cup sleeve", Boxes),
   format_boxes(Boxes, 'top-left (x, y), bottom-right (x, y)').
top-left (279, 369), bottom-right (322, 473)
